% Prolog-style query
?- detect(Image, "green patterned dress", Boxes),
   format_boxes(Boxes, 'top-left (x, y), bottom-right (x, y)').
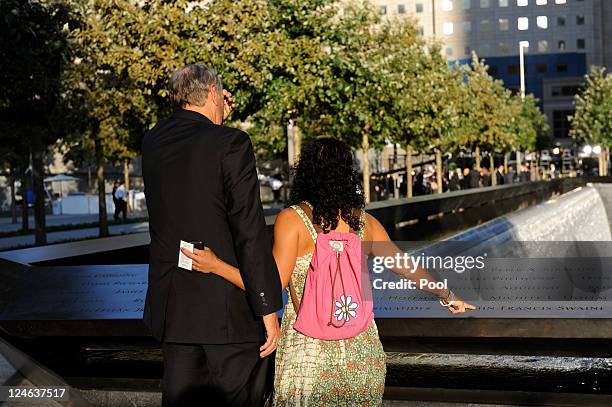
top-left (273, 204), bottom-right (386, 407)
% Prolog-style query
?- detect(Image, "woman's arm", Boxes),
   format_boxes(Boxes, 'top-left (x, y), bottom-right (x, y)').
top-left (272, 209), bottom-right (300, 290)
top-left (366, 213), bottom-right (475, 314)
top-left (180, 246), bottom-right (245, 290)
top-left (180, 208), bottom-right (301, 291)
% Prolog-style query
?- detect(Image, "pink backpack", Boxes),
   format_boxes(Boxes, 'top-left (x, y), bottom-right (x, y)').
top-left (289, 203), bottom-right (374, 340)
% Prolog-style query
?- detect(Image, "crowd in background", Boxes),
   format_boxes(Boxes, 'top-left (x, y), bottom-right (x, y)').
top-left (370, 162), bottom-right (548, 201)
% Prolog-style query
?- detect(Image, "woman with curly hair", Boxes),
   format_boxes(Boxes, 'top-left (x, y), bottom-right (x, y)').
top-left (183, 137), bottom-right (474, 405)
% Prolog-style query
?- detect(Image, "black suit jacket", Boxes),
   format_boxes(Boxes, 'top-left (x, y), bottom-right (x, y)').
top-left (142, 109), bottom-right (282, 344)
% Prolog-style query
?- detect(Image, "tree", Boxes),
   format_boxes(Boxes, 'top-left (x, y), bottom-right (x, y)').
top-left (459, 54), bottom-right (518, 183)
top-left (0, 0), bottom-right (74, 243)
top-left (570, 66), bottom-right (612, 175)
top-left (63, 0), bottom-right (201, 236)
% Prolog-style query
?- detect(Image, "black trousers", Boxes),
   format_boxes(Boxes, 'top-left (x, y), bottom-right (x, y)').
top-left (162, 342), bottom-right (273, 407)
top-left (114, 199), bottom-right (127, 220)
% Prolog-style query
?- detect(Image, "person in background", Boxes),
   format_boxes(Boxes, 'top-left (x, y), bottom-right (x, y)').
top-left (270, 170), bottom-right (284, 203)
top-left (496, 165), bottom-right (505, 186)
top-left (469, 165), bottom-right (481, 189)
top-left (113, 180), bottom-right (127, 221)
top-left (447, 163), bottom-right (460, 191)
top-left (519, 164), bottom-right (530, 183)
top-left (461, 167), bottom-right (471, 190)
top-left (413, 168), bottom-right (425, 196)
top-left (112, 180), bottom-right (120, 219)
top-left (549, 163), bottom-right (558, 179)
top-left (504, 166), bottom-right (515, 185)
top-left (481, 167), bottom-right (491, 187)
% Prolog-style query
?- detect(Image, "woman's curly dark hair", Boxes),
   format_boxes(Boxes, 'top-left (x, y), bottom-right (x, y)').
top-left (289, 138), bottom-right (365, 233)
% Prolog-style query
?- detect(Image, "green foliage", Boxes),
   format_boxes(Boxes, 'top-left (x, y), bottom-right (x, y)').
top-left (4, 0), bottom-right (555, 169)
top-left (0, 0), bottom-right (74, 169)
top-left (570, 66), bottom-right (612, 147)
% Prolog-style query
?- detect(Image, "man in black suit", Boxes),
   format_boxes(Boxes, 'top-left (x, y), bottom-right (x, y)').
top-left (142, 64), bottom-right (282, 406)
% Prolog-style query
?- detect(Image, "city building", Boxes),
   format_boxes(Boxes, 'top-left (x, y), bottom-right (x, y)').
top-left (372, 0), bottom-right (612, 147)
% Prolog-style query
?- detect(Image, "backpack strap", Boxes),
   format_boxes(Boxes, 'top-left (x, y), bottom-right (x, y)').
top-left (290, 203), bottom-right (318, 243)
top-left (288, 203), bottom-right (318, 313)
top-left (358, 209), bottom-right (367, 241)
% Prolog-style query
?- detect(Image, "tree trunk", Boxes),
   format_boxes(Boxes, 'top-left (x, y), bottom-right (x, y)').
top-left (516, 150), bottom-right (522, 174)
top-left (475, 146), bottom-right (481, 169)
top-left (362, 131), bottom-right (370, 204)
top-left (124, 159), bottom-right (131, 212)
top-left (20, 164), bottom-right (29, 232)
top-left (87, 165), bottom-right (92, 191)
top-left (406, 145), bottom-right (413, 198)
top-left (435, 149), bottom-right (443, 194)
top-left (490, 154), bottom-right (496, 186)
top-left (10, 165), bottom-right (17, 224)
top-left (32, 134), bottom-right (47, 245)
top-left (294, 125), bottom-right (302, 160)
top-left (95, 133), bottom-right (109, 237)
top-left (504, 153), bottom-right (509, 173)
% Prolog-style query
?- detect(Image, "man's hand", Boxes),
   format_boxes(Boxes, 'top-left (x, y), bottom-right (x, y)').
top-left (223, 89), bottom-right (235, 121)
top-left (260, 312), bottom-right (280, 358)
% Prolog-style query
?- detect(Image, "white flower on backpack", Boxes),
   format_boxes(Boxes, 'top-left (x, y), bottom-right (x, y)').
top-left (335, 295), bottom-right (358, 321)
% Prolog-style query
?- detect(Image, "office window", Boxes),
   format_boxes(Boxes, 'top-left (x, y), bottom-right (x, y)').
top-left (555, 0), bottom-right (566, 3)
top-left (416, 3), bottom-right (424, 12)
top-left (398, 4), bottom-right (406, 14)
top-left (537, 16), bottom-right (548, 29)
top-left (517, 0), bottom-right (528, 6)
top-left (557, 16), bottom-right (566, 26)
top-left (463, 21), bottom-right (473, 32)
top-left (442, 0), bottom-right (453, 11)
top-left (462, 0), bottom-right (472, 9)
top-left (536, 63), bottom-right (548, 73)
top-left (488, 66), bottom-right (499, 76)
top-left (465, 46), bottom-right (472, 55)
top-left (557, 63), bottom-right (568, 72)
top-left (499, 0), bottom-right (509, 6)
top-left (551, 86), bottom-right (581, 96)
top-left (500, 42), bottom-right (510, 54)
top-left (536, 0), bottom-right (547, 4)
top-left (552, 111), bottom-right (573, 139)
top-left (481, 0), bottom-right (490, 8)
top-left (418, 25), bottom-right (425, 35)
top-left (499, 18), bottom-right (509, 31)
top-left (576, 15), bottom-right (585, 25)
top-left (480, 19), bottom-right (491, 32)
top-left (518, 17), bottom-right (529, 30)
top-left (558, 40), bottom-right (566, 50)
top-left (577, 38), bottom-right (585, 49)
top-left (445, 47), bottom-right (454, 57)
top-left (508, 65), bottom-right (519, 75)
top-left (443, 22), bottom-right (454, 35)
top-left (538, 40), bottom-right (548, 52)
top-left (380, 5), bottom-right (387, 15)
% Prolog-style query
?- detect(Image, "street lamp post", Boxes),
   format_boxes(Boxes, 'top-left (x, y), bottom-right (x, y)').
top-left (517, 41), bottom-right (529, 175)
top-left (519, 41), bottom-right (528, 102)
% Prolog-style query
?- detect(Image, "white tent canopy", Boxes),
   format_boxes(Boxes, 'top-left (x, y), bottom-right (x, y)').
top-left (43, 174), bottom-right (80, 183)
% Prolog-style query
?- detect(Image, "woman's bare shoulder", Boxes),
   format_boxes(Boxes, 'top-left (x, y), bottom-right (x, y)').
top-left (274, 207), bottom-right (302, 230)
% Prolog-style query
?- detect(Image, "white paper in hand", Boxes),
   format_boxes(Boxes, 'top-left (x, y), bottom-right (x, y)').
top-left (178, 240), bottom-right (194, 271)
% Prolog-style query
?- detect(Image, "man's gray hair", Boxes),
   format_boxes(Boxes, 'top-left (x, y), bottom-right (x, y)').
top-left (169, 64), bottom-right (221, 107)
